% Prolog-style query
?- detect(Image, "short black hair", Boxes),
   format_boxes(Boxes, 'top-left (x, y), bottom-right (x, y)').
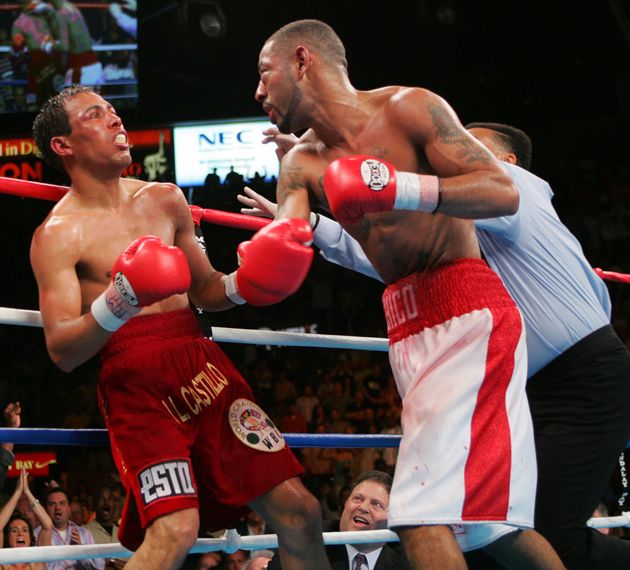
top-left (465, 122), bottom-right (533, 170)
top-left (265, 19), bottom-right (347, 70)
top-left (32, 85), bottom-right (94, 173)
top-left (350, 470), bottom-right (392, 494)
top-left (42, 486), bottom-right (69, 505)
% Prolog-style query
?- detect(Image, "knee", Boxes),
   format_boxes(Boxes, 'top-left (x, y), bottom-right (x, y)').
top-left (277, 490), bottom-right (322, 534)
top-left (147, 509), bottom-right (200, 555)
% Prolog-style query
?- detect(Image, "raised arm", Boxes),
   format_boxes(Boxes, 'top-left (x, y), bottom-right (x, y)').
top-left (21, 471), bottom-right (53, 546)
top-left (0, 467), bottom-right (25, 547)
top-left (399, 88), bottom-right (518, 219)
top-left (275, 146), bottom-right (320, 220)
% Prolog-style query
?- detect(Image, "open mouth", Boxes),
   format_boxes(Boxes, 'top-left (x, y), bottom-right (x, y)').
top-left (352, 515), bottom-right (370, 527)
top-left (114, 132), bottom-right (128, 147)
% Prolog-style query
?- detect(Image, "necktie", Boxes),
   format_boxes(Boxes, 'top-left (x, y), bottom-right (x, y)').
top-left (353, 552), bottom-right (368, 570)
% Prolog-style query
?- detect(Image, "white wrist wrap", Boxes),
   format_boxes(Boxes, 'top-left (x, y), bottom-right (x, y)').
top-left (394, 172), bottom-right (440, 212)
top-left (224, 272), bottom-right (247, 305)
top-left (90, 277), bottom-right (141, 332)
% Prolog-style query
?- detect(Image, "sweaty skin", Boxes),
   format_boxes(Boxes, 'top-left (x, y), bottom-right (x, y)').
top-left (30, 91), bottom-right (232, 372)
top-left (257, 42), bottom-right (517, 284)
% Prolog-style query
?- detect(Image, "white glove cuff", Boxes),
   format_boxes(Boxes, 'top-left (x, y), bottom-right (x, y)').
top-left (224, 272), bottom-right (247, 305)
top-left (394, 172), bottom-right (440, 213)
top-left (91, 279), bottom-right (141, 332)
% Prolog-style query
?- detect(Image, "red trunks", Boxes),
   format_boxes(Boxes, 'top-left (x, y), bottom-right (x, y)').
top-left (98, 309), bottom-right (303, 550)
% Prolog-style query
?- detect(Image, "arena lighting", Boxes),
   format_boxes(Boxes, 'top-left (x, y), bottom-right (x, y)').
top-left (178, 0), bottom-right (226, 45)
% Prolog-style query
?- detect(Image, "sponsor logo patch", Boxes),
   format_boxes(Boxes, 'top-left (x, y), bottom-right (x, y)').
top-left (229, 398), bottom-right (285, 452)
top-left (138, 459), bottom-right (196, 506)
top-left (113, 271), bottom-right (138, 306)
top-left (360, 159), bottom-right (390, 191)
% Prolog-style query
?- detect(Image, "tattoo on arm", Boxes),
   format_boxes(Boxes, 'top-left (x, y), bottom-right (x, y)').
top-left (428, 103), bottom-right (491, 166)
top-left (278, 165), bottom-right (304, 202)
top-left (367, 146), bottom-right (388, 159)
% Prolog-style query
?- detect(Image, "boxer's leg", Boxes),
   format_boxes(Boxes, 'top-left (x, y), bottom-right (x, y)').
top-left (125, 508), bottom-right (199, 570)
top-left (249, 476), bottom-right (330, 570)
top-left (483, 528), bottom-right (566, 569)
top-left (397, 525), bottom-right (467, 570)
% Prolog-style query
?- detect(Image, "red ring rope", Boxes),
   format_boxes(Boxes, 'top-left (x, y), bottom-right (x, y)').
top-left (1, 176), bottom-right (627, 282)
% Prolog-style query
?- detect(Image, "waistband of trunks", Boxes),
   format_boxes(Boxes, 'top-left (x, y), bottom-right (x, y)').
top-left (68, 51), bottom-right (98, 68)
top-left (100, 308), bottom-right (202, 360)
top-left (382, 258), bottom-right (516, 343)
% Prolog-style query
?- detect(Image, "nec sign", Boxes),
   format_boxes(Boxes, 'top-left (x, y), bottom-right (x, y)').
top-left (199, 130), bottom-right (254, 146)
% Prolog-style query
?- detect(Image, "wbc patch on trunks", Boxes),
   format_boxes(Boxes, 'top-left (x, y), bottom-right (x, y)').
top-left (138, 458), bottom-right (196, 507)
top-left (229, 398), bottom-right (285, 452)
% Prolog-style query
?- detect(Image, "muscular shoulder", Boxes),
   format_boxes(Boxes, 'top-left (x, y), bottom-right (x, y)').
top-left (384, 86), bottom-right (451, 140)
top-left (132, 181), bottom-right (188, 209)
top-left (131, 181), bottom-right (192, 229)
top-left (31, 210), bottom-right (82, 271)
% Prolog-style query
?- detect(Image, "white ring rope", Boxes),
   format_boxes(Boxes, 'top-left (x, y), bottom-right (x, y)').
top-left (1, 516), bottom-right (629, 565)
top-left (0, 307), bottom-right (389, 351)
top-left (0, 528), bottom-right (399, 564)
top-left (0, 306), bottom-right (627, 564)
top-left (0, 44), bottom-right (137, 54)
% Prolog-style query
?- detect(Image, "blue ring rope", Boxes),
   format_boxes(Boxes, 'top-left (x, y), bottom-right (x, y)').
top-left (0, 428), bottom-right (402, 448)
top-left (2, 429), bottom-right (627, 449)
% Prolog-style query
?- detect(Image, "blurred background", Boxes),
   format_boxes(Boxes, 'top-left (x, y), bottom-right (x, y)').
top-left (0, 0), bottom-right (628, 558)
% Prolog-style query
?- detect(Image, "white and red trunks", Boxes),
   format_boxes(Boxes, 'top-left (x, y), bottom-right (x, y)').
top-left (383, 258), bottom-right (536, 551)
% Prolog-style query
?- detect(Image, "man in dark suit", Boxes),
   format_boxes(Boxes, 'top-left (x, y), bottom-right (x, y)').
top-left (269, 470), bottom-right (411, 569)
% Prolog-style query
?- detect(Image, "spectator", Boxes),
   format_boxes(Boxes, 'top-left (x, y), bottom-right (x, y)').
top-left (295, 386), bottom-right (319, 425)
top-left (224, 549), bottom-right (247, 570)
top-left (322, 382), bottom-right (350, 416)
top-left (196, 552), bottom-right (221, 569)
top-left (272, 371), bottom-right (297, 405)
top-left (69, 499), bottom-right (84, 526)
top-left (0, 468), bottom-right (53, 570)
top-left (278, 403), bottom-right (307, 434)
top-left (244, 550), bottom-right (274, 570)
top-left (37, 487), bottom-right (104, 570)
top-left (268, 470), bottom-right (410, 569)
top-left (85, 485), bottom-right (125, 569)
top-left (234, 511), bottom-right (272, 537)
top-left (0, 403), bottom-right (20, 490)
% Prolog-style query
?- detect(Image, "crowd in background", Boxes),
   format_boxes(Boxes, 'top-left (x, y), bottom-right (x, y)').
top-left (0, 123), bottom-right (629, 569)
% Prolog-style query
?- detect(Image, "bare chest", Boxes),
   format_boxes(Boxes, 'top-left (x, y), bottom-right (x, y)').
top-left (75, 207), bottom-right (176, 284)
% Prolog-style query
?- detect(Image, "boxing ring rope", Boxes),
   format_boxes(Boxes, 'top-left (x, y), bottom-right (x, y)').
top-left (1, 176), bottom-right (630, 564)
top-left (0, 528), bottom-right (403, 564)
top-left (0, 428), bottom-right (401, 449)
top-left (0, 307), bottom-right (389, 352)
top-left (3, 176), bottom-right (630, 283)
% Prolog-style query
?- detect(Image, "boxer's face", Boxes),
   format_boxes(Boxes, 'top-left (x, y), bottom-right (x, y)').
top-left (340, 479), bottom-right (389, 532)
top-left (56, 91), bottom-right (132, 173)
top-left (256, 41), bottom-right (305, 134)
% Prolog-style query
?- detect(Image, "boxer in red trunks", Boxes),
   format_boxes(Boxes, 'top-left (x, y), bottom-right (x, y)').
top-left (29, 85), bottom-right (328, 570)
top-left (256, 19), bottom-right (566, 570)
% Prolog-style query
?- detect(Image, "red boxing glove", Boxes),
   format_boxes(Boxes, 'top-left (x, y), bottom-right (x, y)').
top-left (91, 236), bottom-right (191, 332)
top-left (224, 219), bottom-right (313, 306)
top-left (323, 155), bottom-right (440, 224)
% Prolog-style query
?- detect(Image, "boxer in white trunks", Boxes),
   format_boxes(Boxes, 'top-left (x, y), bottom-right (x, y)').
top-left (255, 18), bottom-right (565, 570)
